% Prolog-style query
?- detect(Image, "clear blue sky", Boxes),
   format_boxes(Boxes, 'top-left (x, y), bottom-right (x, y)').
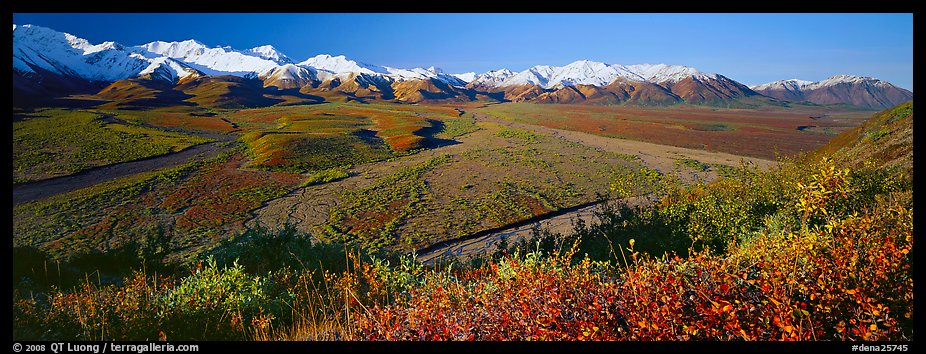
top-left (13, 13), bottom-right (914, 90)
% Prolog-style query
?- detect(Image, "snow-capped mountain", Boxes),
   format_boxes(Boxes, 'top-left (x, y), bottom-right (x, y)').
top-left (502, 65), bottom-right (556, 87)
top-left (469, 69), bottom-right (515, 88)
top-left (298, 54), bottom-right (388, 76)
top-left (470, 61), bottom-right (641, 89)
top-left (451, 72), bottom-right (477, 82)
top-left (546, 60), bottom-right (642, 88)
top-left (750, 79), bottom-right (814, 102)
top-left (752, 75), bottom-right (912, 109)
top-left (297, 54), bottom-right (465, 86)
top-left (750, 79), bottom-right (814, 92)
top-left (13, 24), bottom-right (201, 83)
top-left (262, 64), bottom-right (318, 90)
top-left (466, 60), bottom-right (759, 106)
top-left (468, 61), bottom-right (723, 89)
top-left (247, 45), bottom-right (293, 64)
top-left (626, 63), bottom-right (718, 84)
top-left (137, 40), bottom-right (289, 77)
top-left (804, 75), bottom-right (900, 91)
top-left (11, 24), bottom-right (911, 108)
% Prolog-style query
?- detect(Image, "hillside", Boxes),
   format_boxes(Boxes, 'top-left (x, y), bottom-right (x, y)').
top-left (95, 79), bottom-right (195, 109)
top-left (176, 76), bottom-right (290, 109)
top-left (816, 101), bottom-right (913, 170)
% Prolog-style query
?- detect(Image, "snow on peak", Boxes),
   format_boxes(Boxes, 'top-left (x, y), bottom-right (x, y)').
top-left (753, 76), bottom-right (895, 92)
top-left (296, 55), bottom-right (467, 85)
top-left (13, 24), bottom-right (169, 82)
top-left (247, 45), bottom-right (292, 64)
top-left (297, 54), bottom-right (389, 76)
top-left (750, 79), bottom-right (813, 91)
top-left (546, 60), bottom-right (643, 88)
top-left (811, 75), bottom-right (892, 89)
top-left (504, 65), bottom-right (556, 87)
top-left (260, 63), bottom-right (317, 88)
top-left (138, 57), bottom-right (202, 81)
top-left (141, 40), bottom-right (207, 57)
top-left (626, 63), bottom-right (716, 84)
top-left (14, 24), bottom-right (92, 52)
top-left (451, 72), bottom-right (477, 82)
top-left (470, 68), bottom-right (515, 87)
top-left (137, 39), bottom-right (285, 76)
top-left (473, 60), bottom-right (645, 89)
top-left (470, 61), bottom-right (721, 89)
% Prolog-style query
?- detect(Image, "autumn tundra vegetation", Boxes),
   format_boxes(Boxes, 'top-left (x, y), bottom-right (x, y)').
top-left (13, 102), bottom-right (913, 341)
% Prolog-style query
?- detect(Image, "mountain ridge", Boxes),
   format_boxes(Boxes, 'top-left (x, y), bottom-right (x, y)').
top-left (751, 76), bottom-right (913, 109)
top-left (12, 24), bottom-right (911, 109)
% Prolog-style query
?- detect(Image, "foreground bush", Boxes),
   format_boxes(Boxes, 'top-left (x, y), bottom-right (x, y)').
top-left (358, 189), bottom-right (912, 340)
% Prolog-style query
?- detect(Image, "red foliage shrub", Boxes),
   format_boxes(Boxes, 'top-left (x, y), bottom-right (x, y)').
top-left (357, 192), bottom-right (912, 341)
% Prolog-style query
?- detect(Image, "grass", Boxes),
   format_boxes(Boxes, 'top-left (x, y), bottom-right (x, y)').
top-left (691, 123), bottom-right (734, 131)
top-left (13, 109), bottom-right (210, 184)
top-left (304, 167), bottom-right (351, 186)
top-left (437, 113), bottom-right (480, 139)
top-left (13, 157), bottom-right (207, 260)
top-left (496, 126), bottom-right (541, 144)
top-left (675, 158), bottom-right (710, 172)
top-left (321, 154), bottom-right (453, 251)
top-left (245, 133), bottom-right (393, 173)
top-left (675, 158), bottom-right (749, 178)
top-left (14, 147), bottom-right (305, 263)
top-left (110, 110), bottom-right (238, 133)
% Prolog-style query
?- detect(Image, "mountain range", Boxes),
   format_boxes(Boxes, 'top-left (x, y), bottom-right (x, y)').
top-left (13, 24), bottom-right (913, 109)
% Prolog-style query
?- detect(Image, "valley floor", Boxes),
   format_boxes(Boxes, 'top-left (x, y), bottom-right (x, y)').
top-left (250, 106), bottom-right (775, 253)
top-left (12, 102), bottom-right (863, 262)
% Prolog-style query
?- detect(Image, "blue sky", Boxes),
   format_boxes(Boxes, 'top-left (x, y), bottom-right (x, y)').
top-left (13, 13), bottom-right (914, 90)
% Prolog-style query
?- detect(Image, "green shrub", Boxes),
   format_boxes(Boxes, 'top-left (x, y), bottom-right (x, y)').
top-left (303, 167), bottom-right (350, 186)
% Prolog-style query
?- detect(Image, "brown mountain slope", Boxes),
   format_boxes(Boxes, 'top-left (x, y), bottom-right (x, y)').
top-left (572, 84), bottom-right (624, 104)
top-left (300, 74), bottom-right (395, 102)
top-left (391, 78), bottom-right (474, 103)
top-left (176, 76), bottom-right (285, 109)
top-left (475, 76), bottom-right (760, 106)
top-left (801, 84), bottom-right (912, 110)
top-left (754, 79), bottom-right (913, 110)
top-left (499, 84), bottom-right (548, 102)
top-left (533, 85), bottom-right (587, 103)
top-left (603, 79), bottom-right (681, 106)
top-left (663, 75), bottom-right (760, 105)
top-left (751, 85), bottom-right (804, 102)
top-left (14, 68), bottom-right (109, 107)
top-left (94, 78), bottom-right (195, 109)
